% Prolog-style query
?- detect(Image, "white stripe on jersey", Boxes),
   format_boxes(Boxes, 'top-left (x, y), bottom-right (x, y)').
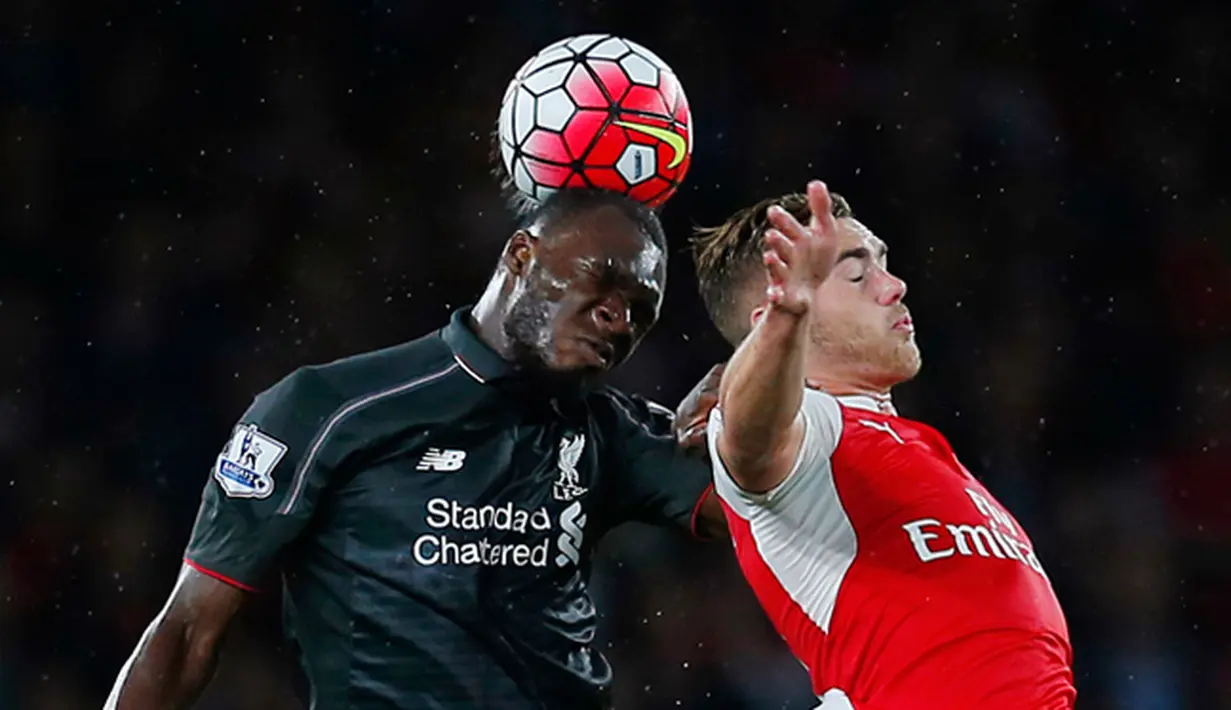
top-left (707, 389), bottom-right (855, 633)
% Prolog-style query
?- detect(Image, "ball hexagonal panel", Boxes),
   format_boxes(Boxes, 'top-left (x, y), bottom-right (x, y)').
top-left (590, 60), bottom-right (630, 103)
top-left (512, 157), bottom-right (535, 195)
top-left (566, 34), bottom-right (606, 54)
top-left (619, 53), bottom-right (658, 86)
top-left (615, 143), bottom-right (657, 185)
top-left (523, 129), bottom-right (571, 163)
top-left (522, 46), bottom-right (572, 78)
top-left (565, 64), bottom-right (608, 108)
top-left (512, 86), bottom-right (536, 145)
top-left (563, 109), bottom-right (607, 159)
top-left (523, 157), bottom-right (571, 190)
top-left (622, 85), bottom-right (669, 116)
top-left (523, 62), bottom-right (571, 96)
top-left (535, 88), bottom-right (576, 133)
top-left (588, 37), bottom-right (631, 60)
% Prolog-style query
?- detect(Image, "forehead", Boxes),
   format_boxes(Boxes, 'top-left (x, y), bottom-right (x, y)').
top-left (836, 217), bottom-right (887, 255)
top-left (543, 206), bottom-right (665, 275)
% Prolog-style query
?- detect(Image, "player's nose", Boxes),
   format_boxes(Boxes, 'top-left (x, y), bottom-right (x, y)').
top-left (592, 296), bottom-right (632, 336)
top-left (879, 272), bottom-right (907, 305)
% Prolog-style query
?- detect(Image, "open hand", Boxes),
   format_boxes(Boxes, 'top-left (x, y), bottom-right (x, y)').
top-left (762, 181), bottom-right (841, 315)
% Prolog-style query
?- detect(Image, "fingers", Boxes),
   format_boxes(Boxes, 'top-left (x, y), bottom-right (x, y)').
top-left (763, 230), bottom-right (793, 307)
top-left (763, 249), bottom-right (790, 305)
top-left (676, 421), bottom-right (708, 450)
top-left (806, 180), bottom-right (837, 236)
top-left (763, 227), bottom-right (793, 303)
top-left (763, 228), bottom-right (794, 265)
top-left (766, 204), bottom-right (810, 243)
top-left (768, 182), bottom-right (836, 246)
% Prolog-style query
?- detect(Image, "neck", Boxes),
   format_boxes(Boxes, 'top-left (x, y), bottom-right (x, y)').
top-left (470, 275), bottom-right (518, 361)
top-left (804, 370), bottom-right (894, 399)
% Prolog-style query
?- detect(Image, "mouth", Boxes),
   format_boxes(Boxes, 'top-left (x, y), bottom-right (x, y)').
top-left (892, 315), bottom-right (914, 333)
top-left (577, 337), bottom-right (615, 368)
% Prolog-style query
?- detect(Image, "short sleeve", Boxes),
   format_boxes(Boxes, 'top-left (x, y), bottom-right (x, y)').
top-left (708, 388), bottom-right (844, 514)
top-left (603, 393), bottom-right (715, 538)
top-left (183, 368), bottom-right (343, 590)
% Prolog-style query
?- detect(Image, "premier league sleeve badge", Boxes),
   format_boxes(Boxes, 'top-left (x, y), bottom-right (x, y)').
top-left (214, 423), bottom-right (289, 499)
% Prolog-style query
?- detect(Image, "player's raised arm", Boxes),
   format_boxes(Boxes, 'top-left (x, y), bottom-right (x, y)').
top-left (104, 566), bottom-right (245, 710)
top-left (105, 367), bottom-right (343, 709)
top-left (715, 181), bottom-right (839, 493)
top-left (602, 390), bottom-right (725, 539)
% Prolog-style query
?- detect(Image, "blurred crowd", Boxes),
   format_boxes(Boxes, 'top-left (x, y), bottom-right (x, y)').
top-left (2, 0), bottom-right (1229, 708)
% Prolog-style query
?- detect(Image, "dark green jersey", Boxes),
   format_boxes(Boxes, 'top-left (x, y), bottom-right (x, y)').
top-left (183, 307), bottom-right (714, 710)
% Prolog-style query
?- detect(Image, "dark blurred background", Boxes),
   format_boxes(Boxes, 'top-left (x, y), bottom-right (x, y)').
top-left (3, 0), bottom-right (1229, 708)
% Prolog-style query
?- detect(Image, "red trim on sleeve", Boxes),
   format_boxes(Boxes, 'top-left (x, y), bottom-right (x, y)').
top-left (183, 557), bottom-right (262, 593)
top-left (689, 482), bottom-right (718, 540)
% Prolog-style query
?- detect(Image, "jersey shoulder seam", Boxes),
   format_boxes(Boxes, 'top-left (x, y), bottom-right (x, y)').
top-left (595, 387), bottom-right (665, 438)
top-left (275, 340), bottom-right (461, 515)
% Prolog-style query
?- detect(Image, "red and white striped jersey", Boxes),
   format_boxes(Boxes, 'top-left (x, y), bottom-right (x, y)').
top-left (707, 389), bottom-right (1075, 710)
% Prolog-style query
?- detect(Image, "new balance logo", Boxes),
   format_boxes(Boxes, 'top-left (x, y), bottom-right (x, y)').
top-left (416, 448), bottom-right (466, 472)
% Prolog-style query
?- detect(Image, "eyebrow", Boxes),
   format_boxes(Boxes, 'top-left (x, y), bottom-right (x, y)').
top-left (583, 257), bottom-right (663, 292)
top-left (838, 242), bottom-right (888, 263)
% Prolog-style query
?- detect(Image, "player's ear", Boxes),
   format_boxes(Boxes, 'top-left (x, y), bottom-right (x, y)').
top-left (749, 303), bottom-right (768, 330)
top-left (503, 230), bottom-right (537, 276)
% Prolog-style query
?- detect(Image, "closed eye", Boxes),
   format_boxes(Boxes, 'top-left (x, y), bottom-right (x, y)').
top-left (838, 243), bottom-right (889, 282)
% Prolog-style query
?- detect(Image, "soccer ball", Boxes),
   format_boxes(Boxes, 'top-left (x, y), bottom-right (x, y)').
top-left (497, 34), bottom-right (693, 209)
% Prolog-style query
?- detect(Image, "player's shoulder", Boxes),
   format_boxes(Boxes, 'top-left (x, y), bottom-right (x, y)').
top-left (260, 332), bottom-right (456, 414)
top-left (588, 386), bottom-right (675, 439)
top-left (800, 388), bottom-right (844, 430)
top-left (306, 331), bottom-right (456, 398)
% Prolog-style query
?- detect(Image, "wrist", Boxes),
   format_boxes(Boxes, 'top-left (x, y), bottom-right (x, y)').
top-left (766, 300), bottom-right (811, 320)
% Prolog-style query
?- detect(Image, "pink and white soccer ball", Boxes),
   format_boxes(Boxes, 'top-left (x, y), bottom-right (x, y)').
top-left (497, 34), bottom-right (694, 208)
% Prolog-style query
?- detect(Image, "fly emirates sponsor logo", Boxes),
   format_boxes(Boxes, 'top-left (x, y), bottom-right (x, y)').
top-left (412, 498), bottom-right (555, 568)
top-left (901, 489), bottom-right (1046, 577)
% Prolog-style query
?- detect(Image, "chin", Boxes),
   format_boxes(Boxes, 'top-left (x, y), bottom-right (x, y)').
top-left (557, 362), bottom-right (608, 377)
top-left (876, 343), bottom-right (922, 388)
top-left (544, 351), bottom-right (609, 377)
top-left (895, 345), bottom-right (924, 382)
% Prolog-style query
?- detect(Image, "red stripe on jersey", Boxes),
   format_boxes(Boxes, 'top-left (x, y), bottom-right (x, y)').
top-left (688, 482), bottom-right (716, 539)
top-left (183, 557), bottom-right (262, 593)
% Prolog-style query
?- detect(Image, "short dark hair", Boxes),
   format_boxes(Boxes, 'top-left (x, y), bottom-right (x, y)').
top-left (524, 188), bottom-right (668, 253)
top-left (691, 192), bottom-right (854, 345)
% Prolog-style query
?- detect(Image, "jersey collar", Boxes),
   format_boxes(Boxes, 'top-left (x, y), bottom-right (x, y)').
top-left (831, 391), bottom-right (898, 416)
top-left (442, 306), bottom-right (516, 384)
top-left (442, 307), bottom-right (588, 407)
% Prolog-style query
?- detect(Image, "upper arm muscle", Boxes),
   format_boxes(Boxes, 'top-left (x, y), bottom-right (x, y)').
top-left (104, 565), bottom-right (249, 710)
top-left (162, 564), bottom-right (248, 649)
top-left (716, 411), bottom-right (806, 494)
